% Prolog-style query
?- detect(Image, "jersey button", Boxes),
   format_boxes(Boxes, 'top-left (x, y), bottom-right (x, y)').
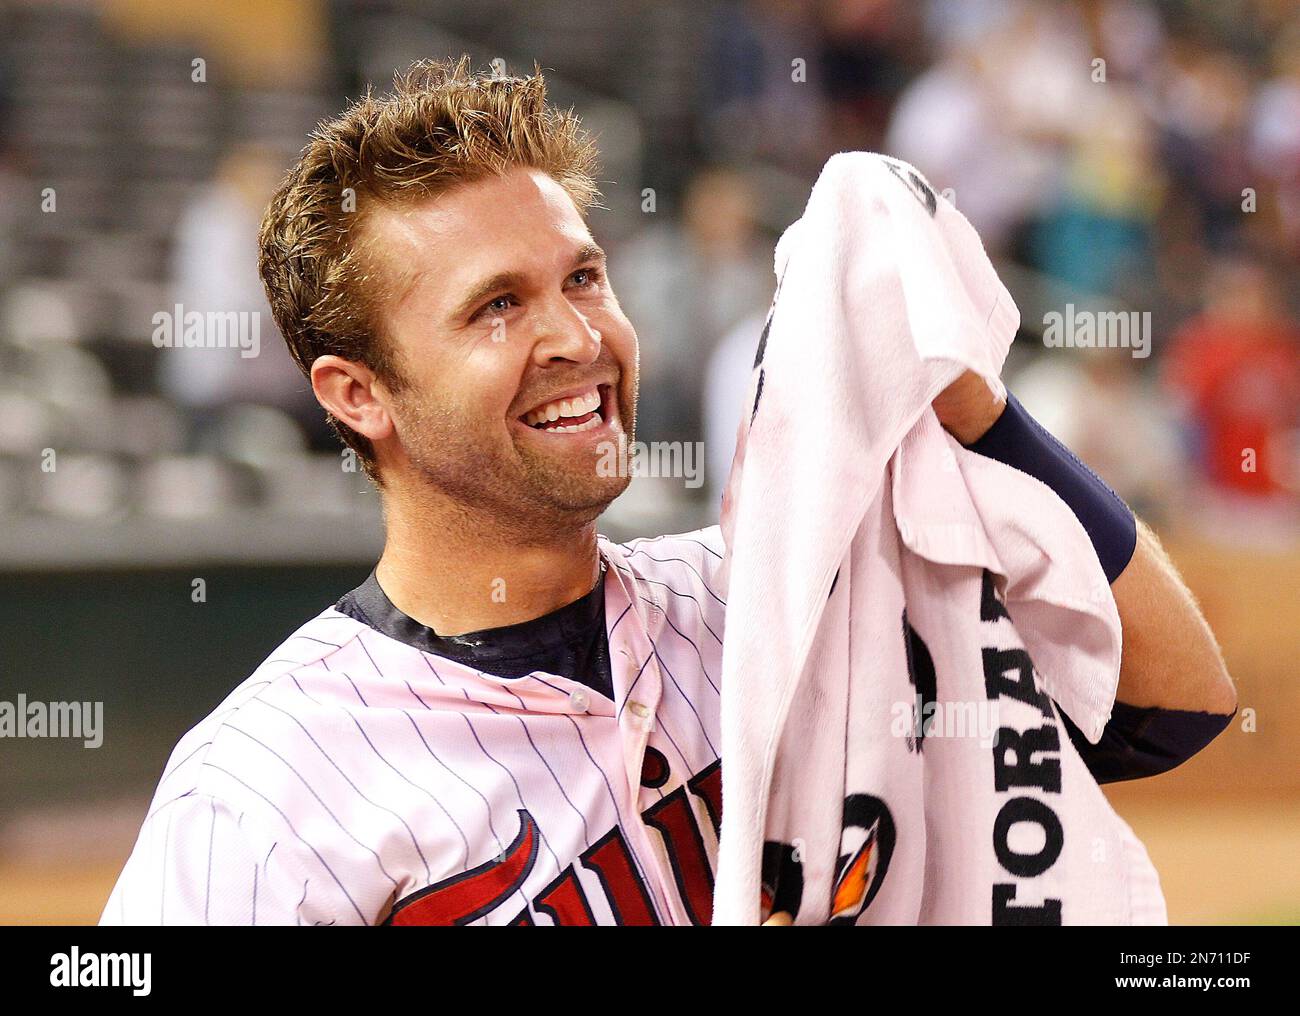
top-left (629, 701), bottom-right (650, 719)
top-left (569, 689), bottom-right (589, 712)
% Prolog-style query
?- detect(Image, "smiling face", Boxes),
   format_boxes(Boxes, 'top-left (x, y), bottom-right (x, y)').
top-left (359, 167), bottom-right (639, 533)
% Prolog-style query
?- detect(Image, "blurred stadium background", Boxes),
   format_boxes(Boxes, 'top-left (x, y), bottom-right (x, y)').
top-left (0, 0), bottom-right (1295, 924)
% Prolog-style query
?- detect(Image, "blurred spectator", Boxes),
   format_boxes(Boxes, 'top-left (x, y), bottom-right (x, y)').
top-left (157, 143), bottom-right (326, 449)
top-left (818, 0), bottom-right (921, 154)
top-left (1162, 255), bottom-right (1300, 504)
top-left (886, 0), bottom-right (1090, 255)
top-left (1012, 350), bottom-right (1183, 523)
top-left (1028, 88), bottom-right (1164, 299)
top-left (700, 0), bottom-right (829, 177)
top-left (1151, 40), bottom-right (1256, 250)
top-left (1248, 21), bottom-right (1300, 258)
top-left (616, 167), bottom-right (772, 447)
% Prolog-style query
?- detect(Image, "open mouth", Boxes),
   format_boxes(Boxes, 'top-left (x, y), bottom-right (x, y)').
top-left (518, 384), bottom-right (612, 435)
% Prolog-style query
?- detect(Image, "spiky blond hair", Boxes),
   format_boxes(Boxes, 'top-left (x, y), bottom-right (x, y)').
top-left (258, 57), bottom-right (601, 480)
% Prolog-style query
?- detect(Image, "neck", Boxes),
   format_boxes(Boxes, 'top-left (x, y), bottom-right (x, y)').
top-left (374, 481), bottom-right (602, 637)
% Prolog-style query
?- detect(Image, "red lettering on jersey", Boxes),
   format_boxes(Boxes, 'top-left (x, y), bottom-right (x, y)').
top-left (386, 809), bottom-right (539, 926)
top-left (533, 864), bottom-right (597, 926)
top-left (580, 826), bottom-right (661, 925)
top-left (385, 760), bottom-right (726, 925)
top-left (643, 787), bottom-right (715, 925)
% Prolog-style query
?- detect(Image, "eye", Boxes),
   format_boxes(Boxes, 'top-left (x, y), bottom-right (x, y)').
top-left (473, 294), bottom-right (516, 322)
top-left (568, 266), bottom-right (603, 289)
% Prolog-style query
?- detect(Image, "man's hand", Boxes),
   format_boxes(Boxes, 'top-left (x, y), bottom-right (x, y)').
top-left (932, 370), bottom-right (1005, 445)
top-left (762, 911), bottom-right (793, 926)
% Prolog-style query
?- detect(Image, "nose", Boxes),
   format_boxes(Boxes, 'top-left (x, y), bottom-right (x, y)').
top-left (530, 293), bottom-right (601, 367)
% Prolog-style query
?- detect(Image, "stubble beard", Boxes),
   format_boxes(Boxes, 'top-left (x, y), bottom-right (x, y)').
top-left (393, 385), bottom-right (636, 544)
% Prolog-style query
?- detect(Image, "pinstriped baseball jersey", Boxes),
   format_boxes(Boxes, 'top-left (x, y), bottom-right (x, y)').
top-left (100, 528), bottom-right (727, 926)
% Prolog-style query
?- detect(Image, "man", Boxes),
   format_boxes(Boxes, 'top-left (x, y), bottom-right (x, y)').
top-left (101, 58), bottom-right (1236, 926)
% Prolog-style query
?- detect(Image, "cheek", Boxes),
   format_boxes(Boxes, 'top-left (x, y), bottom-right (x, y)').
top-left (460, 344), bottom-right (531, 419)
top-left (393, 358), bottom-right (474, 427)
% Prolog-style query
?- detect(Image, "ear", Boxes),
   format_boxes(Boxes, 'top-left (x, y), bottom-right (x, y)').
top-left (310, 355), bottom-right (395, 443)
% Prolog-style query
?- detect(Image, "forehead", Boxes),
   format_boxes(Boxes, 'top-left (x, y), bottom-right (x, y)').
top-left (362, 168), bottom-right (592, 309)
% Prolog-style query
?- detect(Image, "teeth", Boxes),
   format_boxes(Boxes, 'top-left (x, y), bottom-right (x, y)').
top-left (524, 388), bottom-right (602, 426)
top-left (545, 415), bottom-right (602, 434)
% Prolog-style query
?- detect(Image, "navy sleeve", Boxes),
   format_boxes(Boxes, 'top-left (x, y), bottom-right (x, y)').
top-left (1057, 700), bottom-right (1235, 784)
top-left (963, 393), bottom-right (1137, 582)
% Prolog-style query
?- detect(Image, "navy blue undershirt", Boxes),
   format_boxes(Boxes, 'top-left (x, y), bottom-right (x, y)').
top-left (336, 561), bottom-right (614, 701)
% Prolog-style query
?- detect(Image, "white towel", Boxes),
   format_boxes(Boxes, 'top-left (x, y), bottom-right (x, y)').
top-left (713, 153), bottom-right (1166, 926)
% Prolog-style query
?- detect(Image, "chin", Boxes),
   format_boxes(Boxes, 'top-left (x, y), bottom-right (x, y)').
top-left (537, 469), bottom-right (632, 521)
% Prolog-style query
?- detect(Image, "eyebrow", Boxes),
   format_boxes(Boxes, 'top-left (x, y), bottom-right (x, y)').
top-left (448, 242), bottom-right (607, 322)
